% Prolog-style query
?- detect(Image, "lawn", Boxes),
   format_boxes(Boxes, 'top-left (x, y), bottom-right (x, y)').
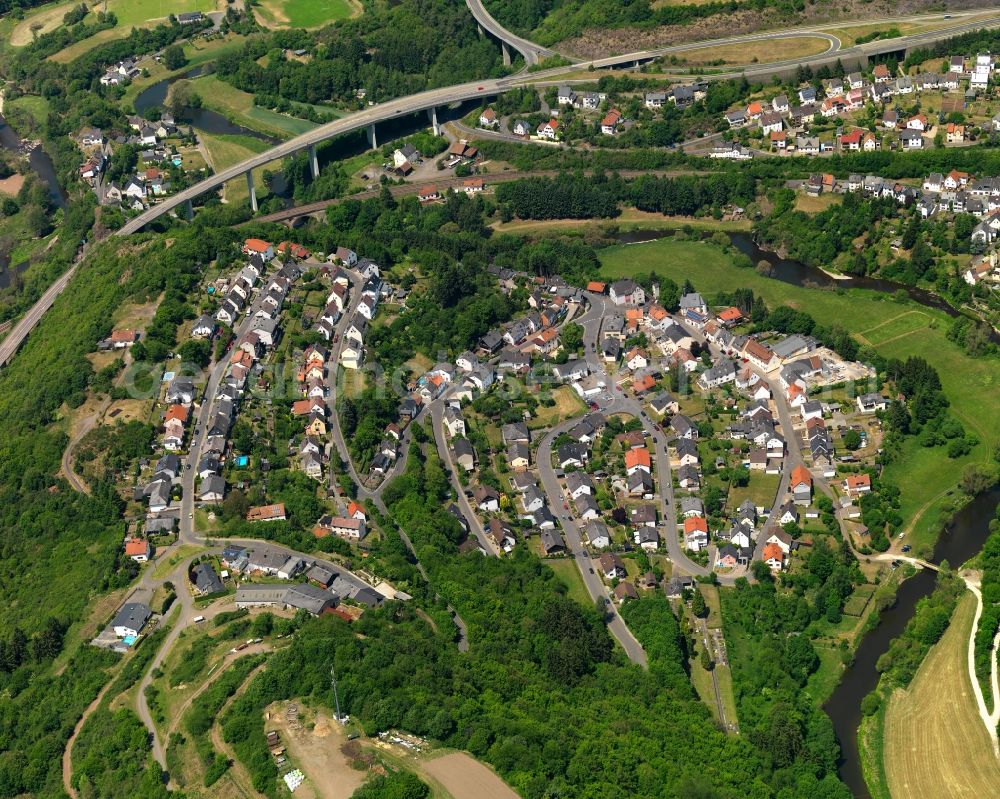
top-left (545, 559), bottom-right (592, 609)
top-left (793, 193), bottom-right (841, 214)
top-left (100, 0), bottom-right (221, 27)
top-left (119, 34), bottom-right (246, 104)
top-left (529, 385), bottom-right (587, 430)
top-left (726, 472), bottom-right (780, 513)
top-left (255, 0), bottom-right (361, 28)
top-left (842, 583), bottom-right (877, 617)
top-left (883, 592), bottom-right (1000, 798)
top-left (490, 209), bottom-right (752, 236)
top-left (198, 132), bottom-right (272, 205)
top-left (599, 237), bottom-right (1000, 553)
top-left (190, 75), bottom-right (319, 139)
top-left (857, 309), bottom-right (933, 347)
top-left (807, 643), bottom-right (846, 703)
top-left (29, 0), bottom-right (223, 59)
top-left (698, 584), bottom-right (723, 629)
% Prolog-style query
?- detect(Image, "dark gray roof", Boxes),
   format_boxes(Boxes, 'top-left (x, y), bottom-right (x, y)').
top-left (112, 602), bottom-right (151, 632)
top-left (193, 563), bottom-right (224, 595)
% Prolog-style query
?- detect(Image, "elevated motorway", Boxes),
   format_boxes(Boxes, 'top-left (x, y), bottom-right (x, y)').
top-left (464, 0), bottom-right (555, 66)
top-left (104, 9), bottom-right (1000, 237)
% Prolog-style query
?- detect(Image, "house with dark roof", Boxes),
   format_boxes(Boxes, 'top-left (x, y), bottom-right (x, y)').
top-left (192, 562), bottom-right (225, 595)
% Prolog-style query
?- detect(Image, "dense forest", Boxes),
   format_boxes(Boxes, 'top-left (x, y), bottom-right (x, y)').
top-left (494, 172), bottom-right (755, 221)
top-left (0, 226), bottom-right (238, 796)
top-left (483, 0), bottom-right (813, 46)
top-left (973, 518), bottom-right (1000, 706)
top-left (214, 0), bottom-right (509, 108)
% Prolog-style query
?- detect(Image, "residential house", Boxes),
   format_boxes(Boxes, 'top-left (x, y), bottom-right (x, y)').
top-left (684, 516), bottom-right (709, 551)
top-left (599, 552), bottom-right (626, 580)
top-left (585, 521), bottom-right (612, 549)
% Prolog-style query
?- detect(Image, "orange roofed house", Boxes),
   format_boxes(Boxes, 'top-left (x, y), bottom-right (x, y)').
top-left (247, 503), bottom-right (287, 523)
top-left (277, 241), bottom-right (311, 260)
top-left (763, 543), bottom-right (785, 572)
top-left (625, 447), bottom-right (652, 475)
top-left (124, 538), bottom-right (153, 563)
top-left (243, 238), bottom-right (275, 261)
top-left (683, 516), bottom-right (709, 551)
top-left (718, 307), bottom-right (743, 326)
top-left (110, 329), bottom-right (139, 349)
top-left (791, 464), bottom-right (812, 503)
top-left (843, 473), bottom-right (872, 497)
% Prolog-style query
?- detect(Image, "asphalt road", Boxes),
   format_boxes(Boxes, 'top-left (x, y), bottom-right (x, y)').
top-left (0, 257), bottom-right (79, 367)
top-left (429, 399), bottom-right (501, 556)
top-left (464, 0), bottom-right (555, 65)
top-left (574, 293), bottom-right (723, 581)
top-left (535, 424), bottom-right (648, 667)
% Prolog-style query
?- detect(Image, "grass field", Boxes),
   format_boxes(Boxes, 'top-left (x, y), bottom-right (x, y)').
top-left (117, 34), bottom-right (245, 103)
top-left (14, 0), bottom-right (222, 48)
top-left (857, 310), bottom-right (933, 346)
top-left (699, 584), bottom-right (723, 630)
top-left (490, 209), bottom-right (752, 236)
top-left (599, 237), bottom-right (1000, 552)
top-left (678, 36), bottom-right (831, 66)
top-left (545, 559), bottom-right (592, 608)
top-left (529, 385), bottom-right (587, 430)
top-left (726, 472), bottom-right (780, 513)
top-left (883, 592), bottom-right (1000, 798)
top-left (151, 544), bottom-right (206, 579)
top-left (198, 132), bottom-right (272, 205)
top-left (843, 584), bottom-right (877, 617)
top-left (794, 193), bottom-right (842, 213)
top-left (255, 0), bottom-right (361, 28)
top-left (190, 74), bottom-right (319, 139)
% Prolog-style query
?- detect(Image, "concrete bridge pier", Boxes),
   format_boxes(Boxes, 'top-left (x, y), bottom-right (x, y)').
top-left (366, 123), bottom-right (378, 150)
top-left (246, 170), bottom-right (258, 213)
top-left (308, 144), bottom-right (320, 180)
top-left (427, 107), bottom-right (440, 136)
top-left (185, 199), bottom-right (193, 221)
top-left (502, 42), bottom-right (511, 67)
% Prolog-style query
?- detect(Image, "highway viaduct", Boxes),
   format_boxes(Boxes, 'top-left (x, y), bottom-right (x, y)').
top-left (101, 10), bottom-right (1000, 236)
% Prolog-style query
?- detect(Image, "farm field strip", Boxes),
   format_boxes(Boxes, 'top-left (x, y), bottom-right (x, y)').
top-left (884, 593), bottom-right (1000, 799)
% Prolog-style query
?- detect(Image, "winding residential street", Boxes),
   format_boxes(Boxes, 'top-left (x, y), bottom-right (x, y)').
top-left (429, 399), bottom-right (500, 557)
top-left (535, 424), bottom-right (647, 666)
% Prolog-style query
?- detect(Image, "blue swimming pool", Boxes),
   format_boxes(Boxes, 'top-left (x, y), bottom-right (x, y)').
top-left (122, 635), bottom-right (137, 646)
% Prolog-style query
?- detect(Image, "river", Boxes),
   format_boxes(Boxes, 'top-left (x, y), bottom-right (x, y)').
top-left (133, 66), bottom-right (281, 145)
top-left (0, 114), bottom-right (66, 290)
top-left (134, 69), bottom-right (481, 202)
top-left (825, 487), bottom-right (1000, 799)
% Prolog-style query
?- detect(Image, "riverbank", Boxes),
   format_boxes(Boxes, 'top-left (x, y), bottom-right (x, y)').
top-left (831, 487), bottom-right (1000, 798)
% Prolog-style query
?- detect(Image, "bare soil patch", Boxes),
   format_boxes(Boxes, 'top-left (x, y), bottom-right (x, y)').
top-left (556, 1), bottom-right (993, 60)
top-left (11, 2), bottom-right (74, 46)
top-left (421, 752), bottom-right (519, 799)
top-left (266, 702), bottom-right (366, 799)
top-left (0, 174), bottom-right (26, 196)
